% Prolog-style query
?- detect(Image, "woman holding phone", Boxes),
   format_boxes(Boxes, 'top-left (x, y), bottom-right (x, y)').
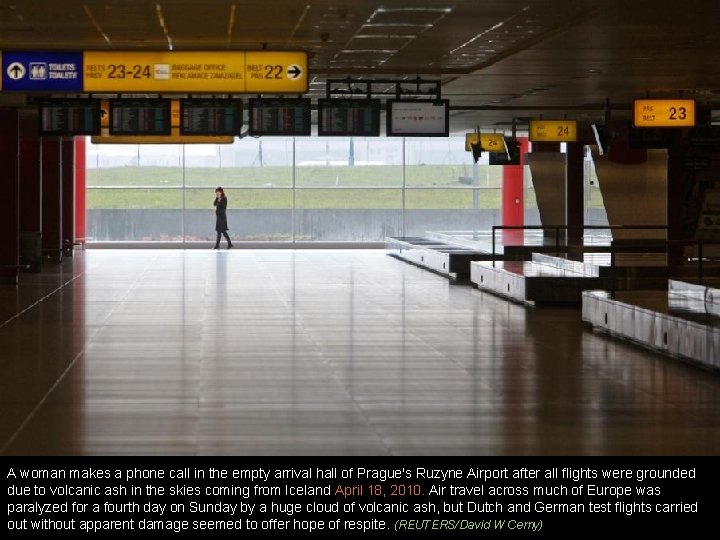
top-left (213, 187), bottom-right (233, 249)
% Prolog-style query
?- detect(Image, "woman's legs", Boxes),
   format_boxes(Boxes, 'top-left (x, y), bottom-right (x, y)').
top-left (214, 232), bottom-right (232, 249)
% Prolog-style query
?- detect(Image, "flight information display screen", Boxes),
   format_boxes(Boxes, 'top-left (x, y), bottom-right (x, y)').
top-left (39, 98), bottom-right (101, 136)
top-left (318, 99), bottom-right (380, 136)
top-left (248, 98), bottom-right (311, 136)
top-left (386, 99), bottom-right (449, 137)
top-left (109, 99), bottom-right (172, 136)
top-left (180, 99), bottom-right (242, 136)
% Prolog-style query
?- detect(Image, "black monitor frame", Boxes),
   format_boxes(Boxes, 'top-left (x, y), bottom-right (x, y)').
top-left (179, 98), bottom-right (243, 136)
top-left (317, 98), bottom-right (381, 137)
top-left (248, 98), bottom-right (311, 136)
top-left (109, 98), bottom-right (172, 136)
top-left (386, 99), bottom-right (449, 137)
top-left (39, 98), bottom-right (102, 136)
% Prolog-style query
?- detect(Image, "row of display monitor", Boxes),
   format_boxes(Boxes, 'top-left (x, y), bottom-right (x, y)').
top-left (38, 98), bottom-right (451, 137)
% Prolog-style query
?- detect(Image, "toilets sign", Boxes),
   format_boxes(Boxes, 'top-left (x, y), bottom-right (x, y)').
top-left (1, 51), bottom-right (83, 91)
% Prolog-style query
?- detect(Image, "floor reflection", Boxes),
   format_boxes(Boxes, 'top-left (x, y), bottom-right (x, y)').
top-left (1, 249), bottom-right (719, 455)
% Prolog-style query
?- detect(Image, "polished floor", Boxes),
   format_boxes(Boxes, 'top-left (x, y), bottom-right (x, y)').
top-left (1, 250), bottom-right (719, 456)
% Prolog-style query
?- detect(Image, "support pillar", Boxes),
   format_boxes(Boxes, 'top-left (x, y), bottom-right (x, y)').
top-left (566, 142), bottom-right (585, 256)
top-left (528, 141), bottom-right (561, 242)
top-left (0, 109), bottom-right (20, 284)
top-left (62, 138), bottom-right (75, 256)
top-left (75, 137), bottom-right (87, 243)
top-left (501, 137), bottom-right (528, 244)
top-left (19, 110), bottom-right (42, 235)
top-left (41, 137), bottom-right (63, 262)
top-left (667, 132), bottom-right (687, 267)
top-left (19, 110), bottom-right (43, 272)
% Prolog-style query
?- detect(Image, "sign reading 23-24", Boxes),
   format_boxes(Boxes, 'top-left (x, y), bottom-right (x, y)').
top-left (1, 50), bottom-right (308, 93)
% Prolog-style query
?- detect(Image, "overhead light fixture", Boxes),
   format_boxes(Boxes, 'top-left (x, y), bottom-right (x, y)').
top-left (83, 4), bottom-right (112, 47)
top-left (226, 4), bottom-right (236, 48)
top-left (375, 7), bottom-right (451, 14)
top-left (156, 3), bottom-right (173, 51)
top-left (364, 23), bottom-right (432, 28)
top-left (339, 49), bottom-right (398, 54)
top-left (354, 34), bottom-right (417, 39)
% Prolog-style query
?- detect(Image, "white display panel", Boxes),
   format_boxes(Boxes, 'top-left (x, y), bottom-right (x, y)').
top-left (386, 100), bottom-right (449, 136)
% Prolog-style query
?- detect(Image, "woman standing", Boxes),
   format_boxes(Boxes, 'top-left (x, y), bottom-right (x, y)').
top-left (213, 187), bottom-right (233, 249)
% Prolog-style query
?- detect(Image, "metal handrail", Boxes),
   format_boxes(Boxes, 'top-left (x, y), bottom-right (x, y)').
top-left (490, 224), bottom-right (668, 265)
top-left (490, 224), bottom-right (719, 287)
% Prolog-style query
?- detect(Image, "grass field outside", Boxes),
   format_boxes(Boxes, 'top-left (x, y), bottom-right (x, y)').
top-left (86, 165), bottom-right (606, 210)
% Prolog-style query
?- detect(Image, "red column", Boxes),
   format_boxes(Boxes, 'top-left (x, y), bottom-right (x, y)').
top-left (0, 109), bottom-right (20, 284)
top-left (501, 137), bottom-right (529, 244)
top-left (75, 138), bottom-right (87, 242)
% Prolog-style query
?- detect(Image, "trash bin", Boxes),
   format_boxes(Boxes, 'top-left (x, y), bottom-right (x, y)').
top-left (20, 231), bottom-right (42, 273)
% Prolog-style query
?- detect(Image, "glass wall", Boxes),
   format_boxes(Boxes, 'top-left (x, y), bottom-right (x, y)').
top-left (86, 135), bottom-right (508, 243)
top-left (87, 145), bottom-right (184, 241)
top-left (404, 138), bottom-right (504, 236)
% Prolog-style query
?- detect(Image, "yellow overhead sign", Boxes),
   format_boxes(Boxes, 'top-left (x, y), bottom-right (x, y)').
top-left (91, 127), bottom-right (233, 145)
top-left (96, 100), bottom-right (232, 142)
top-left (84, 50), bottom-right (307, 93)
top-left (245, 51), bottom-right (308, 94)
top-left (633, 99), bottom-right (695, 127)
top-left (100, 99), bottom-right (181, 128)
top-left (465, 133), bottom-right (505, 152)
top-left (529, 120), bottom-right (577, 142)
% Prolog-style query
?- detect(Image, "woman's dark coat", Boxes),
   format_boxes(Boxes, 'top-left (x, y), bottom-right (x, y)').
top-left (214, 196), bottom-right (228, 232)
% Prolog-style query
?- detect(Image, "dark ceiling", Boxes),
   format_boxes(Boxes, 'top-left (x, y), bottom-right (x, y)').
top-left (1, 0), bottom-right (719, 134)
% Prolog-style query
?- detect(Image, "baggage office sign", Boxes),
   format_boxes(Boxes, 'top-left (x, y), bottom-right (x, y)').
top-left (1, 51), bottom-right (83, 91)
top-left (84, 51), bottom-right (247, 92)
top-left (84, 50), bottom-right (308, 93)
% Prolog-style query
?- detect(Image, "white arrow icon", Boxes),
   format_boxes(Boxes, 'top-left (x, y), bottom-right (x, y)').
top-left (7, 62), bottom-right (26, 80)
